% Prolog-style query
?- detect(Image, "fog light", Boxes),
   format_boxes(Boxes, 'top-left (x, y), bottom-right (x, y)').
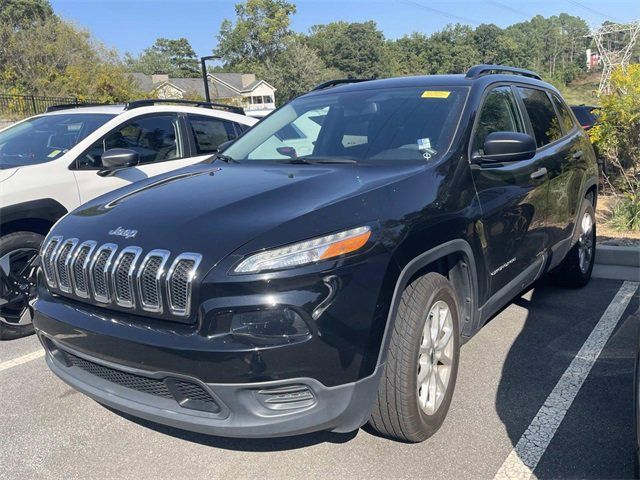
top-left (230, 308), bottom-right (310, 344)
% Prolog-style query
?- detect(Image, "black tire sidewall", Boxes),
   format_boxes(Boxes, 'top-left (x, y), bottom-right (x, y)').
top-left (408, 276), bottom-right (461, 436)
top-left (0, 231), bottom-right (44, 340)
top-left (554, 200), bottom-right (596, 287)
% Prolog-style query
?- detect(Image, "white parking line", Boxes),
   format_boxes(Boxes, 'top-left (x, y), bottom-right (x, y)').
top-left (494, 281), bottom-right (639, 480)
top-left (0, 349), bottom-right (44, 373)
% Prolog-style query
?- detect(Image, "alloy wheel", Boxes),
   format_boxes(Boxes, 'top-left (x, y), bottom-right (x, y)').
top-left (0, 248), bottom-right (39, 326)
top-left (578, 212), bottom-right (594, 274)
top-left (417, 300), bottom-right (454, 415)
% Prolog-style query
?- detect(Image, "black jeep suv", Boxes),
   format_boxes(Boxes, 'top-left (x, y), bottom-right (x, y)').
top-left (33, 65), bottom-right (598, 442)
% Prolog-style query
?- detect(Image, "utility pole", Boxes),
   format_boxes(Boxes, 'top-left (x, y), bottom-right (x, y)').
top-left (200, 56), bottom-right (220, 103)
top-left (588, 22), bottom-right (640, 95)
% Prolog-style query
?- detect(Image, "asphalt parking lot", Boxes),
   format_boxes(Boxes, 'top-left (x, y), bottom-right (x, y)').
top-left (1, 278), bottom-right (639, 480)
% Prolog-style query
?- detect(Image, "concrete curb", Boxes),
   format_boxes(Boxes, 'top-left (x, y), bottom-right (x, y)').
top-left (593, 245), bottom-right (640, 282)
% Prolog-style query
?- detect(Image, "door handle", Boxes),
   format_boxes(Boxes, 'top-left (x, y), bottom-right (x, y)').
top-left (572, 150), bottom-right (583, 159)
top-left (530, 167), bottom-right (547, 180)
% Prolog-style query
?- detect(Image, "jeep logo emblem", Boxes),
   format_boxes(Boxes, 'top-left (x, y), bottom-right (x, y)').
top-left (108, 226), bottom-right (138, 239)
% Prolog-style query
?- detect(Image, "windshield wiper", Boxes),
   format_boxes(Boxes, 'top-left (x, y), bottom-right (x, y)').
top-left (213, 152), bottom-right (239, 164)
top-left (279, 157), bottom-right (357, 165)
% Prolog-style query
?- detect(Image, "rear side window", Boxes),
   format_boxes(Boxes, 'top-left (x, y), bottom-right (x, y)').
top-left (188, 115), bottom-right (238, 154)
top-left (571, 107), bottom-right (596, 128)
top-left (473, 86), bottom-right (524, 153)
top-left (517, 87), bottom-right (563, 147)
top-left (551, 94), bottom-right (576, 133)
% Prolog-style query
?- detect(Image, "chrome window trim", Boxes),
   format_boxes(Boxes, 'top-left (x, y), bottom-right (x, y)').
top-left (88, 243), bottom-right (118, 303)
top-left (111, 246), bottom-right (143, 308)
top-left (166, 253), bottom-right (202, 317)
top-left (70, 240), bottom-right (97, 299)
top-left (136, 249), bottom-right (170, 314)
top-left (54, 238), bottom-right (79, 293)
top-left (41, 235), bottom-right (63, 289)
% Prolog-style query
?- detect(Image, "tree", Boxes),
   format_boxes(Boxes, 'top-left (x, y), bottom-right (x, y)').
top-left (125, 37), bottom-right (199, 77)
top-left (0, 0), bottom-right (53, 30)
top-left (424, 24), bottom-right (480, 74)
top-left (259, 37), bottom-right (337, 104)
top-left (214, 0), bottom-right (296, 68)
top-left (307, 21), bottom-right (390, 78)
top-left (1, 16), bottom-right (140, 102)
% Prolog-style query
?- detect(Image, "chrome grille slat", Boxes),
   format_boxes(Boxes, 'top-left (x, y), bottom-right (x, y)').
top-left (54, 238), bottom-right (78, 293)
top-left (41, 236), bottom-right (62, 288)
top-left (166, 253), bottom-right (202, 317)
top-left (137, 250), bottom-right (170, 314)
top-left (70, 241), bottom-right (97, 299)
top-left (44, 238), bottom-right (200, 319)
top-left (112, 247), bottom-right (142, 308)
top-left (89, 244), bottom-right (118, 303)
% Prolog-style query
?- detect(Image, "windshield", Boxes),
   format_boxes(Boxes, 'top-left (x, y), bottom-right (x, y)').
top-left (0, 113), bottom-right (116, 169)
top-left (224, 86), bottom-right (468, 163)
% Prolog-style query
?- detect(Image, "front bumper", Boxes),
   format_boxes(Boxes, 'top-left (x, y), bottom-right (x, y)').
top-left (39, 332), bottom-right (381, 437)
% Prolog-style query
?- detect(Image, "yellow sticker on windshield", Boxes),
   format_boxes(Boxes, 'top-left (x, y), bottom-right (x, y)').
top-left (48, 149), bottom-right (62, 158)
top-left (421, 90), bottom-right (450, 99)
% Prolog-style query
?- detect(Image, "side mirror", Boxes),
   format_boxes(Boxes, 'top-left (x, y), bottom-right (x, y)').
top-left (217, 139), bottom-right (235, 153)
top-left (98, 148), bottom-right (139, 176)
top-left (476, 132), bottom-right (537, 163)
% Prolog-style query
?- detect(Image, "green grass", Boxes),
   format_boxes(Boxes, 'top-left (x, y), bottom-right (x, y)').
top-left (555, 72), bottom-right (601, 106)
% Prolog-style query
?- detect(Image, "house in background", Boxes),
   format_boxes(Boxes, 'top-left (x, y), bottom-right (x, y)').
top-left (132, 72), bottom-right (276, 117)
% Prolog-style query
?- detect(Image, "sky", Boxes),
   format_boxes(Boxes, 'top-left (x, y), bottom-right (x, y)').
top-left (50, 0), bottom-right (640, 59)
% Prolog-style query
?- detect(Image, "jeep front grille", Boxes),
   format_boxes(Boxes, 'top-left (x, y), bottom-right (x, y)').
top-left (40, 237), bottom-right (201, 319)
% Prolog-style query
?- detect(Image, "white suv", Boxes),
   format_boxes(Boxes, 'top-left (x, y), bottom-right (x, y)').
top-left (0, 100), bottom-right (257, 338)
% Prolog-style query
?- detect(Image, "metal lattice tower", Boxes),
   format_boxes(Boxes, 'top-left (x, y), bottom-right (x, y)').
top-left (590, 22), bottom-right (640, 95)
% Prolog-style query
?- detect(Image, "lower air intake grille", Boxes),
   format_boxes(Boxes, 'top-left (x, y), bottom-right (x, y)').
top-left (59, 349), bottom-right (219, 413)
top-left (62, 350), bottom-right (173, 398)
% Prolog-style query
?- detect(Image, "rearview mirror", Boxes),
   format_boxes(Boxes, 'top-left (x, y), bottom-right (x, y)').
top-left (477, 132), bottom-right (537, 163)
top-left (98, 148), bottom-right (139, 176)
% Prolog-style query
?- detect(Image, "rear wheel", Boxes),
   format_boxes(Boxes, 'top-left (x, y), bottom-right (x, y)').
top-left (552, 200), bottom-right (596, 288)
top-left (369, 272), bottom-right (460, 442)
top-left (0, 232), bottom-right (43, 340)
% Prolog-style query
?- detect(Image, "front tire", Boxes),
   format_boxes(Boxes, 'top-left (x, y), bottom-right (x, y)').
top-left (552, 200), bottom-right (596, 288)
top-left (0, 232), bottom-right (43, 340)
top-left (369, 272), bottom-right (460, 442)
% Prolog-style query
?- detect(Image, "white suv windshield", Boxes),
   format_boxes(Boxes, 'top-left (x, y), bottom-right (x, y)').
top-left (0, 113), bottom-right (115, 169)
top-left (224, 86), bottom-right (468, 163)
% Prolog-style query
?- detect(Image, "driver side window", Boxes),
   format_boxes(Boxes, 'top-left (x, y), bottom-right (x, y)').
top-left (78, 114), bottom-right (182, 169)
top-left (473, 86), bottom-right (524, 154)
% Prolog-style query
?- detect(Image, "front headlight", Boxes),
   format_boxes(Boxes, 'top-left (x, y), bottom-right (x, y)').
top-left (234, 226), bottom-right (372, 274)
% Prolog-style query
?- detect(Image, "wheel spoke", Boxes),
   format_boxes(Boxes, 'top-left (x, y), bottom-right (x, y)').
top-left (18, 305), bottom-right (33, 325)
top-left (417, 361), bottom-right (430, 385)
top-left (435, 368), bottom-right (447, 398)
top-left (428, 369), bottom-right (437, 410)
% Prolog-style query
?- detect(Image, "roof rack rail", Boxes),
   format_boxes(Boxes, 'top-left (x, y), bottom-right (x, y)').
top-left (465, 64), bottom-right (542, 81)
top-left (45, 102), bottom-right (108, 113)
top-left (311, 78), bottom-right (371, 91)
top-left (124, 99), bottom-right (245, 115)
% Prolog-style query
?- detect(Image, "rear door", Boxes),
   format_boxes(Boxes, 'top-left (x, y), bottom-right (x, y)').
top-left (184, 114), bottom-right (242, 162)
top-left (470, 84), bottom-right (550, 295)
top-left (516, 87), bottom-right (582, 257)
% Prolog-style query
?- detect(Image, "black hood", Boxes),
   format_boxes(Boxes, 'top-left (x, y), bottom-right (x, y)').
top-left (52, 162), bottom-right (424, 271)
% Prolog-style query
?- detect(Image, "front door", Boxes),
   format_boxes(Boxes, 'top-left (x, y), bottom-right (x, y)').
top-left (470, 85), bottom-right (550, 295)
top-left (72, 113), bottom-right (198, 203)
